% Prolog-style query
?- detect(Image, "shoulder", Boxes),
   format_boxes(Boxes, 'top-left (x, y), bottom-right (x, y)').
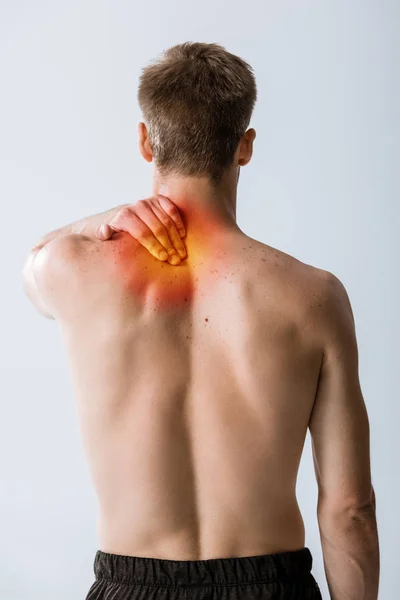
top-left (34, 231), bottom-right (141, 278)
top-left (299, 266), bottom-right (357, 361)
top-left (33, 233), bottom-right (94, 281)
top-left (30, 234), bottom-right (95, 319)
top-left (253, 240), bottom-right (356, 344)
top-left (307, 269), bottom-right (355, 329)
top-left (32, 232), bottom-right (143, 320)
top-left (268, 244), bottom-right (354, 326)
top-left (245, 235), bottom-right (336, 307)
top-left (231, 233), bottom-right (356, 354)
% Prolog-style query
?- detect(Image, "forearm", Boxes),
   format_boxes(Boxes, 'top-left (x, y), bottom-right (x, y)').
top-left (318, 505), bottom-right (380, 600)
top-left (31, 203), bottom-right (129, 251)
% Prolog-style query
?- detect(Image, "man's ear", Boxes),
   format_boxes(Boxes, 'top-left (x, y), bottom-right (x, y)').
top-left (138, 122), bottom-right (153, 163)
top-left (238, 128), bottom-right (256, 167)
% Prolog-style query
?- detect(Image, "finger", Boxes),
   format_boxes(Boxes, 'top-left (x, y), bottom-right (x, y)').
top-left (148, 199), bottom-right (187, 259)
top-left (96, 224), bottom-right (113, 240)
top-left (156, 194), bottom-right (186, 238)
top-left (133, 200), bottom-right (183, 263)
top-left (108, 207), bottom-right (169, 261)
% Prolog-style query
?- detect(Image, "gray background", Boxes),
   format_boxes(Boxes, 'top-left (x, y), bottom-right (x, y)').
top-left (1, 1), bottom-right (398, 598)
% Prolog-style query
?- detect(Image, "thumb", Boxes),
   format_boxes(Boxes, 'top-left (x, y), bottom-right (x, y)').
top-left (96, 224), bottom-right (113, 240)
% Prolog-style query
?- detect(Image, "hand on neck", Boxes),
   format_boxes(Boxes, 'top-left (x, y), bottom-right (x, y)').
top-left (151, 167), bottom-right (240, 239)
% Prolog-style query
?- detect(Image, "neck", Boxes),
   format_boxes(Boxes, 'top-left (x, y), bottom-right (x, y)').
top-left (151, 169), bottom-right (242, 241)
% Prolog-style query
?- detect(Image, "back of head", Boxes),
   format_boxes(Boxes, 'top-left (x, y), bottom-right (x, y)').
top-left (138, 42), bottom-right (257, 187)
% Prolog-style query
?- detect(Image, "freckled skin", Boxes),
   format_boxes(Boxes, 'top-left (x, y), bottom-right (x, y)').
top-left (103, 206), bottom-right (233, 310)
top-left (45, 219), bottom-right (329, 561)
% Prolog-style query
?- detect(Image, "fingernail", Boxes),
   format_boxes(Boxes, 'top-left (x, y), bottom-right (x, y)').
top-left (178, 249), bottom-right (186, 259)
top-left (159, 251), bottom-right (168, 260)
top-left (170, 255), bottom-right (180, 265)
top-left (179, 229), bottom-right (185, 238)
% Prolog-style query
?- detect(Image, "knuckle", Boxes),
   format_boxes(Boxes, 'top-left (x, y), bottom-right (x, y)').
top-left (154, 224), bottom-right (167, 237)
top-left (166, 206), bottom-right (180, 220)
top-left (138, 224), bottom-right (151, 238)
top-left (118, 206), bottom-right (131, 220)
top-left (162, 216), bottom-right (174, 230)
top-left (151, 204), bottom-right (170, 225)
top-left (154, 243), bottom-right (165, 254)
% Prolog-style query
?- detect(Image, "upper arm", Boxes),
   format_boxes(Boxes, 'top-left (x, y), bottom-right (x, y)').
top-left (309, 271), bottom-right (374, 517)
top-left (23, 234), bottom-right (92, 320)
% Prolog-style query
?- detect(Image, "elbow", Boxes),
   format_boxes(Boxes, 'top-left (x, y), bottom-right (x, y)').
top-left (317, 489), bottom-right (376, 525)
top-left (22, 248), bottom-right (55, 319)
top-left (22, 249), bottom-right (38, 295)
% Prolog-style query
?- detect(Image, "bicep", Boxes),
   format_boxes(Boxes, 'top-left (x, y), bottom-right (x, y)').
top-left (309, 273), bottom-right (373, 517)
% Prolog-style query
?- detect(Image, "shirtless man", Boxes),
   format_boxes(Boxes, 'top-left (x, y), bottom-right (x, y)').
top-left (22, 42), bottom-right (379, 600)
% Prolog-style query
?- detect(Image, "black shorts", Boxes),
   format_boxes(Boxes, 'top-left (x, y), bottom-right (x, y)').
top-left (85, 547), bottom-right (322, 599)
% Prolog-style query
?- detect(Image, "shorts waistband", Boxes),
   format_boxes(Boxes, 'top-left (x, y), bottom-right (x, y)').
top-left (93, 547), bottom-right (313, 587)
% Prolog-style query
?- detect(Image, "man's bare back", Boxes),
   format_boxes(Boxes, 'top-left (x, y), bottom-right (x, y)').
top-left (36, 220), bottom-right (328, 560)
top-left (22, 37), bottom-right (380, 598)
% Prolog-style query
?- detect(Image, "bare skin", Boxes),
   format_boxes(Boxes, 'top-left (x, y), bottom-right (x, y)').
top-left (31, 221), bottom-right (320, 559)
top-left (23, 126), bottom-right (379, 597)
